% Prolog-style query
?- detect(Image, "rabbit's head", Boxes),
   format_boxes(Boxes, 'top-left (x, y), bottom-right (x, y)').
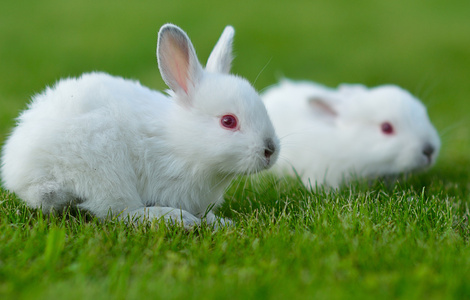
top-left (157, 24), bottom-right (279, 176)
top-left (310, 83), bottom-right (441, 177)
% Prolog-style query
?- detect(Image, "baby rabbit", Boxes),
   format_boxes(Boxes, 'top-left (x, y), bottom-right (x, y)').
top-left (1, 24), bottom-right (279, 227)
top-left (262, 79), bottom-right (440, 188)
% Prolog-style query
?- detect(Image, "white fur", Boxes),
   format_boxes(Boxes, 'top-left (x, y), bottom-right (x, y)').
top-left (1, 24), bottom-right (280, 228)
top-left (262, 79), bottom-right (440, 188)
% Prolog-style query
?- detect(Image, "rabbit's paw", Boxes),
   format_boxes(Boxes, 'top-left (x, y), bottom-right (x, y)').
top-left (159, 207), bottom-right (201, 228)
top-left (204, 211), bottom-right (234, 229)
top-left (123, 207), bottom-right (201, 229)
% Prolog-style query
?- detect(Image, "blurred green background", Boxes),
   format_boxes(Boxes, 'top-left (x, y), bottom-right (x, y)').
top-left (1, 0), bottom-right (469, 167)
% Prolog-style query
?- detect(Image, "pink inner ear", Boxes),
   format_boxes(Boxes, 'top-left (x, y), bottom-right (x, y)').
top-left (308, 97), bottom-right (338, 117)
top-left (173, 60), bottom-right (188, 94)
top-left (166, 37), bottom-right (190, 94)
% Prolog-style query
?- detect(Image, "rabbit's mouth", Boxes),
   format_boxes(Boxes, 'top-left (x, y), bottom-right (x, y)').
top-left (263, 153), bottom-right (274, 169)
top-left (258, 150), bottom-right (279, 171)
top-left (262, 137), bottom-right (278, 169)
top-left (240, 138), bottom-right (279, 174)
top-left (265, 157), bottom-right (272, 168)
top-left (243, 155), bottom-right (276, 175)
top-left (411, 145), bottom-right (438, 171)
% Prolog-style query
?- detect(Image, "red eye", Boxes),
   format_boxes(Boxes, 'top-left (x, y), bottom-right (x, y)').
top-left (381, 122), bottom-right (394, 135)
top-left (220, 114), bottom-right (239, 130)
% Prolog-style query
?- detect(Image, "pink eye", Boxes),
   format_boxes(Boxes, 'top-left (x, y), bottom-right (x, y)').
top-left (220, 114), bottom-right (239, 130)
top-left (381, 122), bottom-right (394, 135)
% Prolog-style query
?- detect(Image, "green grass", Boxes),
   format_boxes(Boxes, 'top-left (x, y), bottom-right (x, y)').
top-left (1, 0), bottom-right (470, 299)
top-left (1, 175), bottom-right (470, 299)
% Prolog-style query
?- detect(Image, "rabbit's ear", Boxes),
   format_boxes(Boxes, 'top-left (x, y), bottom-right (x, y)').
top-left (308, 97), bottom-right (338, 119)
top-left (157, 24), bottom-right (204, 99)
top-left (205, 26), bottom-right (235, 74)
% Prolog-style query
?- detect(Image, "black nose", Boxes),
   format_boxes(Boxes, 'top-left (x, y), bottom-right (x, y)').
top-left (422, 144), bottom-right (435, 161)
top-left (264, 138), bottom-right (276, 159)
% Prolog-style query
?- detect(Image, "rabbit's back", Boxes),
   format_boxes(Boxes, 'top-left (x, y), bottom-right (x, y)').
top-left (1, 72), bottom-right (171, 212)
top-left (24, 72), bottom-right (169, 118)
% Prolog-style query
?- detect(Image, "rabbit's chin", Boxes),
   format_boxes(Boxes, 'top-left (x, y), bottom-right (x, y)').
top-left (366, 159), bottom-right (435, 182)
top-left (250, 153), bottom-right (279, 174)
top-left (396, 153), bottom-right (438, 175)
top-left (226, 159), bottom-right (276, 177)
top-left (246, 164), bottom-right (274, 176)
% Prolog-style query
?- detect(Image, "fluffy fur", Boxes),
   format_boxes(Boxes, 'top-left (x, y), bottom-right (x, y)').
top-left (262, 79), bottom-right (440, 188)
top-left (1, 24), bottom-right (279, 227)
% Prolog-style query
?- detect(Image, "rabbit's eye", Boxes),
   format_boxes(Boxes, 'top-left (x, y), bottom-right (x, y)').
top-left (220, 114), bottom-right (239, 130)
top-left (381, 122), bottom-right (394, 135)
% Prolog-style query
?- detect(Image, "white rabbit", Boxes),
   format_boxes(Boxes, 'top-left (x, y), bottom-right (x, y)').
top-left (1, 24), bottom-right (279, 228)
top-left (262, 79), bottom-right (440, 188)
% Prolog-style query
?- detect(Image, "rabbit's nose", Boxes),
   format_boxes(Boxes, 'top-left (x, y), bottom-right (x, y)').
top-left (264, 138), bottom-right (276, 159)
top-left (422, 143), bottom-right (435, 162)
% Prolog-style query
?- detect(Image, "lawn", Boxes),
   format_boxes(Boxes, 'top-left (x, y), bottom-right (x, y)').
top-left (1, 0), bottom-right (469, 299)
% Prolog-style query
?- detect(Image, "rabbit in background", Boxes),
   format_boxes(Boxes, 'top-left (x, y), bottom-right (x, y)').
top-left (1, 24), bottom-right (280, 228)
top-left (262, 79), bottom-right (440, 188)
